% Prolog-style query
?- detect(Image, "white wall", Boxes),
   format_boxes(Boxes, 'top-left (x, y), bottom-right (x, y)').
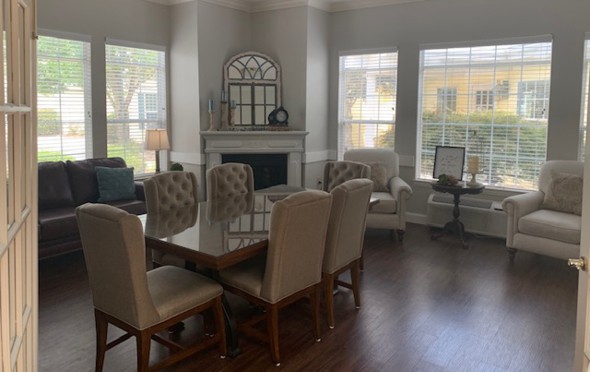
top-left (170, 2), bottom-right (200, 158)
top-left (329, 0), bottom-right (590, 215)
top-left (197, 2), bottom-right (251, 131)
top-left (38, 0), bottom-right (170, 158)
top-left (252, 7), bottom-right (309, 131)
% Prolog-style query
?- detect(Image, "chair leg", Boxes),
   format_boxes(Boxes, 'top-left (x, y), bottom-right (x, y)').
top-left (359, 251), bottom-right (364, 271)
top-left (94, 311), bottom-right (108, 372)
top-left (267, 304), bottom-right (280, 366)
top-left (324, 273), bottom-right (336, 329)
top-left (508, 248), bottom-right (517, 262)
top-left (213, 297), bottom-right (227, 358)
top-left (136, 331), bottom-right (151, 372)
top-left (396, 229), bottom-right (405, 242)
top-left (311, 284), bottom-right (322, 341)
top-left (351, 260), bottom-right (361, 309)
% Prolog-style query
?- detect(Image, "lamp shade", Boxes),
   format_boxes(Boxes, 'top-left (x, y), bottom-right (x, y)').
top-left (145, 129), bottom-right (170, 151)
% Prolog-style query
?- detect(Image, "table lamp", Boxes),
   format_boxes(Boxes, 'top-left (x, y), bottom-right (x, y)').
top-left (145, 129), bottom-right (170, 173)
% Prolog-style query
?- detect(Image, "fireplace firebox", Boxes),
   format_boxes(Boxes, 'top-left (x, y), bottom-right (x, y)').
top-left (222, 153), bottom-right (288, 190)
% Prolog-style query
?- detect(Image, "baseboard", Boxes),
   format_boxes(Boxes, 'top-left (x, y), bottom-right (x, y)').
top-left (406, 212), bottom-right (428, 225)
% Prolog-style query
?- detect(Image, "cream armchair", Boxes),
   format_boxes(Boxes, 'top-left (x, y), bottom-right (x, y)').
top-left (343, 149), bottom-right (413, 241)
top-left (502, 160), bottom-right (583, 261)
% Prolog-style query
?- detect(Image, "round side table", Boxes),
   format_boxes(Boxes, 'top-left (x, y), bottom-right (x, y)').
top-left (430, 182), bottom-right (485, 248)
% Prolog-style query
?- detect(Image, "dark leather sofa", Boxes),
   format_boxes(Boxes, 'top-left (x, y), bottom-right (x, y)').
top-left (38, 157), bottom-right (146, 259)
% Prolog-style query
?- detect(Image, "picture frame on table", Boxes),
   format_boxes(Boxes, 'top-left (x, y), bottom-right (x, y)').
top-left (433, 146), bottom-right (465, 180)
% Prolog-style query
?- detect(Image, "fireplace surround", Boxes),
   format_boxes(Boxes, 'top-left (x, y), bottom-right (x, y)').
top-left (201, 131), bottom-right (308, 187)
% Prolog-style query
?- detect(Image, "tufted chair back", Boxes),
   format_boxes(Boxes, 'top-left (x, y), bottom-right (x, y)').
top-left (323, 160), bottom-right (371, 192)
top-left (144, 171), bottom-right (198, 214)
top-left (206, 163), bottom-right (254, 200)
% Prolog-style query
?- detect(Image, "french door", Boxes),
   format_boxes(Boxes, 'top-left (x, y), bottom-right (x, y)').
top-left (0, 0), bottom-right (37, 370)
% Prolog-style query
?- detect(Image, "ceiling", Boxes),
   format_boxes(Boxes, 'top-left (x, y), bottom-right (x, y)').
top-left (146, 0), bottom-right (428, 12)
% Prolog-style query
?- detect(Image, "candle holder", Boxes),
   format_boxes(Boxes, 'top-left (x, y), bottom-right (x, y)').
top-left (467, 172), bottom-right (481, 187)
top-left (220, 101), bottom-right (229, 130)
top-left (230, 106), bottom-right (236, 127)
top-left (208, 111), bottom-right (216, 131)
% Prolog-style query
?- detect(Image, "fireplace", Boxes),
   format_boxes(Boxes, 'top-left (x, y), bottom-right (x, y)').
top-left (201, 130), bottom-right (308, 187)
top-left (222, 153), bottom-right (288, 190)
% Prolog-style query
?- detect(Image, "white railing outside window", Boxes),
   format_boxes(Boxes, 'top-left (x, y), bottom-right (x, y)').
top-left (37, 34), bottom-right (92, 162)
top-left (338, 50), bottom-right (397, 158)
top-left (105, 42), bottom-right (166, 175)
top-left (417, 37), bottom-right (552, 190)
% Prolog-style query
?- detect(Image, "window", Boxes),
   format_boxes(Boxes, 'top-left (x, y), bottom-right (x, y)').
top-left (437, 87), bottom-right (457, 113)
top-left (475, 90), bottom-right (494, 111)
top-left (417, 37), bottom-right (552, 190)
top-left (105, 42), bottom-right (166, 175)
top-left (37, 34), bottom-right (92, 162)
top-left (517, 80), bottom-right (549, 120)
top-left (338, 51), bottom-right (397, 158)
top-left (580, 38), bottom-right (590, 160)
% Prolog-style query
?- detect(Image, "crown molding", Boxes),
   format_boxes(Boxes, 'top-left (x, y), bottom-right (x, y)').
top-left (145, 0), bottom-right (429, 12)
top-left (329, 0), bottom-right (428, 12)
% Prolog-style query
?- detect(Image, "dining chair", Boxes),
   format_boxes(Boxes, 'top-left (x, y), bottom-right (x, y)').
top-left (322, 178), bottom-right (373, 329)
top-left (144, 171), bottom-right (199, 267)
top-left (206, 162), bottom-right (254, 200)
top-left (76, 203), bottom-right (226, 372)
top-left (323, 160), bottom-right (371, 192)
top-left (218, 190), bottom-right (332, 366)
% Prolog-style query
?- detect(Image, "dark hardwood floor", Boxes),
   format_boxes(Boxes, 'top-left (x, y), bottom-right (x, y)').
top-left (39, 223), bottom-right (577, 371)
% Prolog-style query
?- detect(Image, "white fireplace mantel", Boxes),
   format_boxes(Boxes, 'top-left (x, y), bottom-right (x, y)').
top-left (201, 130), bottom-right (308, 186)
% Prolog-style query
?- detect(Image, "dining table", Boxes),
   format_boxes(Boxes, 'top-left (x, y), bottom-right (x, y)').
top-left (139, 186), bottom-right (379, 356)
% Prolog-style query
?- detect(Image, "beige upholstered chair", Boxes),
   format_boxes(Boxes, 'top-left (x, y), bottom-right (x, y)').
top-left (323, 160), bottom-right (371, 192)
top-left (144, 171), bottom-right (198, 214)
top-left (144, 171), bottom-right (198, 267)
top-left (502, 160), bottom-right (583, 261)
top-left (323, 179), bottom-right (373, 329)
top-left (76, 203), bottom-right (226, 372)
top-left (343, 148), bottom-right (413, 241)
top-left (206, 193), bottom-right (254, 223)
top-left (218, 190), bottom-right (332, 366)
top-left (206, 162), bottom-right (254, 200)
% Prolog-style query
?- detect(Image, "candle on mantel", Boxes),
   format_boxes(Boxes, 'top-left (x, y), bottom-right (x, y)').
top-left (467, 156), bottom-right (480, 174)
top-left (208, 99), bottom-right (215, 112)
top-left (230, 100), bottom-right (236, 109)
top-left (221, 90), bottom-right (227, 102)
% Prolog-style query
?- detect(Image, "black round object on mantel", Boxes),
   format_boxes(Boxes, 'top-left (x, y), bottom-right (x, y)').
top-left (268, 106), bottom-right (289, 125)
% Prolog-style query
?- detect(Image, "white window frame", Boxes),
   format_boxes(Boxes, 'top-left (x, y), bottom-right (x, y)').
top-left (37, 30), bottom-right (93, 162)
top-left (579, 36), bottom-right (590, 161)
top-left (416, 35), bottom-right (553, 190)
top-left (105, 39), bottom-right (167, 175)
top-left (337, 48), bottom-right (398, 159)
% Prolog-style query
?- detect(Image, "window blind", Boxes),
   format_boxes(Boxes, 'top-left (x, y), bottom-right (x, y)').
top-left (37, 35), bottom-right (92, 162)
top-left (105, 43), bottom-right (166, 175)
top-left (417, 39), bottom-right (552, 190)
top-left (579, 39), bottom-right (590, 161)
top-left (338, 51), bottom-right (397, 158)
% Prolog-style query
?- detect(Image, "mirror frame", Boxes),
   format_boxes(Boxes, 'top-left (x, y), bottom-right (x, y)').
top-left (223, 51), bottom-right (282, 127)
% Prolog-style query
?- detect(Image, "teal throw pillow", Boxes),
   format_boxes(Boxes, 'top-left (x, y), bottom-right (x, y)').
top-left (95, 166), bottom-right (136, 202)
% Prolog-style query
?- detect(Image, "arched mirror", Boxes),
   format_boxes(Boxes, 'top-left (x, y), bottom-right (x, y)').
top-left (224, 51), bottom-right (281, 127)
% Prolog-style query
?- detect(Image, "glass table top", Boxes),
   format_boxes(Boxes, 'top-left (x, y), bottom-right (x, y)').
top-left (140, 193), bottom-right (285, 267)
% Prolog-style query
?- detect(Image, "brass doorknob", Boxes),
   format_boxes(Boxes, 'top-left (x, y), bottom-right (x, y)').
top-left (568, 257), bottom-right (586, 271)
